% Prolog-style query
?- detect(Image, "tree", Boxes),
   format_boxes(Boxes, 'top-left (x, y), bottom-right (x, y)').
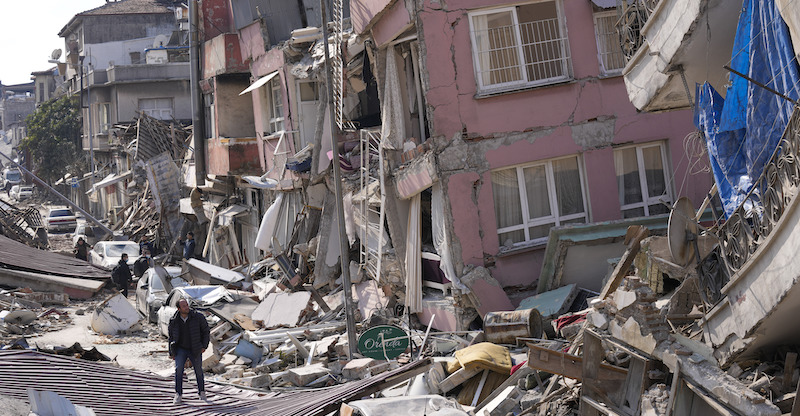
top-left (22, 96), bottom-right (83, 184)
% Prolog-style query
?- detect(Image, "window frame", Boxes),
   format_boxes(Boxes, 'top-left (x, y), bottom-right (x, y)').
top-left (593, 10), bottom-right (625, 76)
top-left (614, 142), bottom-right (673, 218)
top-left (493, 155), bottom-right (589, 249)
top-left (259, 78), bottom-right (285, 135)
top-left (138, 98), bottom-right (173, 120)
top-left (468, 0), bottom-right (572, 95)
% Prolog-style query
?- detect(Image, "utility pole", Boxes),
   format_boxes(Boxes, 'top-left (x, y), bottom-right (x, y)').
top-left (189, 0), bottom-right (206, 186)
top-left (320, 0), bottom-right (358, 358)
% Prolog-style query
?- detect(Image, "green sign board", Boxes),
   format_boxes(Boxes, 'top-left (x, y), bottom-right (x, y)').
top-left (357, 325), bottom-right (409, 360)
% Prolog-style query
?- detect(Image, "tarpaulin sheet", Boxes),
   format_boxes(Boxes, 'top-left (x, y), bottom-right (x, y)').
top-left (694, 0), bottom-right (800, 217)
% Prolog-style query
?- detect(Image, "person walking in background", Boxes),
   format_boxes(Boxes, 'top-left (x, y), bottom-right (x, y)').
top-left (182, 231), bottom-right (196, 260)
top-left (168, 298), bottom-right (210, 404)
top-left (74, 237), bottom-right (90, 261)
top-left (111, 253), bottom-right (132, 297)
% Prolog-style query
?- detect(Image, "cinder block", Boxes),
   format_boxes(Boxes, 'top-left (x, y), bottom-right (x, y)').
top-left (286, 363), bottom-right (330, 386)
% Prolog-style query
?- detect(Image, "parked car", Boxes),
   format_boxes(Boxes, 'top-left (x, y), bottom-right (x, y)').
top-left (9, 185), bottom-right (33, 200)
top-left (2, 168), bottom-right (22, 191)
top-left (135, 266), bottom-right (188, 323)
top-left (156, 286), bottom-right (234, 336)
top-left (89, 240), bottom-right (141, 269)
top-left (72, 223), bottom-right (107, 247)
top-left (44, 207), bottom-right (78, 232)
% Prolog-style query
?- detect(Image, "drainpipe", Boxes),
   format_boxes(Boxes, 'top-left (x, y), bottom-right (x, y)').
top-left (189, 0), bottom-right (206, 186)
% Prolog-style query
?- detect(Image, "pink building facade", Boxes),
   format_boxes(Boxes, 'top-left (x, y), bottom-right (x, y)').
top-left (354, 0), bottom-right (713, 292)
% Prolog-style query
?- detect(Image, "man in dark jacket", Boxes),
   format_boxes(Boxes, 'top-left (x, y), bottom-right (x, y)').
top-left (168, 298), bottom-right (210, 404)
top-left (182, 232), bottom-right (196, 260)
top-left (111, 253), bottom-right (132, 297)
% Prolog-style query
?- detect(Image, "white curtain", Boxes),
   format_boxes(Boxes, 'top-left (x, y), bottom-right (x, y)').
top-left (254, 193), bottom-right (284, 252)
top-left (405, 194), bottom-right (422, 313)
top-left (472, 14), bottom-right (491, 87)
top-left (432, 184), bottom-right (467, 291)
top-left (380, 46), bottom-right (405, 150)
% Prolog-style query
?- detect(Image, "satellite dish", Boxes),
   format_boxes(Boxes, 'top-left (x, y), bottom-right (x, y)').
top-left (242, 176), bottom-right (278, 189)
top-left (153, 34), bottom-right (169, 48)
top-left (5, 310), bottom-right (36, 326)
top-left (668, 197), bottom-right (699, 266)
top-left (51, 49), bottom-right (62, 60)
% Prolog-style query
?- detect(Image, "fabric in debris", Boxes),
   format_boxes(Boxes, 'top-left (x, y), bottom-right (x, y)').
top-left (380, 46), bottom-right (405, 150)
top-left (255, 193), bottom-right (285, 251)
top-left (554, 313), bottom-right (587, 333)
top-left (405, 193), bottom-right (422, 313)
top-left (447, 342), bottom-right (512, 375)
top-left (432, 183), bottom-right (467, 291)
top-left (694, 0), bottom-right (800, 217)
top-left (455, 370), bottom-right (508, 406)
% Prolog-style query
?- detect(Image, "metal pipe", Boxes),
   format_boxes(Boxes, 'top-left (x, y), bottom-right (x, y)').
top-left (189, 0), bottom-right (206, 186)
top-left (320, 0), bottom-right (358, 359)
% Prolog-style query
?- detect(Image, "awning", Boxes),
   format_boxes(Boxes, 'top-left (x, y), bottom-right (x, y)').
top-left (239, 71), bottom-right (279, 96)
top-left (217, 204), bottom-right (250, 226)
top-left (86, 171), bottom-right (131, 195)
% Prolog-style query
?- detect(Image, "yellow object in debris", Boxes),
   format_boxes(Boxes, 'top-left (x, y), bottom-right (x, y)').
top-left (447, 342), bottom-right (512, 375)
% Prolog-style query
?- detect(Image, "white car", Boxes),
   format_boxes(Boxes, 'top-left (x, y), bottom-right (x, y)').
top-left (72, 223), bottom-right (106, 247)
top-left (45, 207), bottom-right (78, 232)
top-left (89, 240), bottom-right (141, 270)
top-left (9, 185), bottom-right (33, 200)
top-left (156, 286), bottom-right (233, 336)
top-left (135, 266), bottom-right (188, 323)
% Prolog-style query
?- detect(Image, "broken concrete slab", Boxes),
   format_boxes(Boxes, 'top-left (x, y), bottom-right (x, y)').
top-left (90, 293), bottom-right (140, 335)
top-left (342, 358), bottom-right (377, 380)
top-left (460, 266), bottom-right (514, 316)
top-left (251, 291), bottom-right (312, 329)
top-left (353, 280), bottom-right (390, 321)
top-left (516, 284), bottom-right (577, 319)
top-left (185, 258), bottom-right (245, 285)
top-left (286, 362), bottom-right (330, 386)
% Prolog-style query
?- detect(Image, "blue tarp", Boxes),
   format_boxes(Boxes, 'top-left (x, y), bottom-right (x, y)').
top-left (694, 0), bottom-right (800, 217)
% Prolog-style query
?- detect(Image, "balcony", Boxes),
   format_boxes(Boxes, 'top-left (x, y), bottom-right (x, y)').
top-left (206, 137), bottom-right (262, 176)
top-left (703, 107), bottom-right (800, 365)
top-left (619, 0), bottom-right (739, 111)
top-left (201, 34), bottom-right (249, 78)
top-left (105, 63), bottom-right (190, 85)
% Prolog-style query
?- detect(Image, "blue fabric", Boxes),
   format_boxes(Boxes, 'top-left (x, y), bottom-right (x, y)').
top-left (695, 0), bottom-right (800, 217)
top-left (174, 346), bottom-right (204, 395)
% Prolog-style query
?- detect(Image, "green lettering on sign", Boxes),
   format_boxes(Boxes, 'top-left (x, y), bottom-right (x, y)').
top-left (357, 325), bottom-right (409, 360)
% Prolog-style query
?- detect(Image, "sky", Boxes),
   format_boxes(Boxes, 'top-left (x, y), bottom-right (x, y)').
top-left (0, 1), bottom-right (106, 86)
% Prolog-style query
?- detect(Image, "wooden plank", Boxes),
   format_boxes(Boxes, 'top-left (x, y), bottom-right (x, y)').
top-left (580, 329), bottom-right (604, 416)
top-left (438, 367), bottom-right (481, 393)
top-left (527, 343), bottom-right (628, 383)
top-left (792, 377), bottom-right (800, 416)
top-left (475, 365), bottom-right (533, 410)
top-left (786, 352), bottom-right (798, 392)
top-left (598, 226), bottom-right (649, 300)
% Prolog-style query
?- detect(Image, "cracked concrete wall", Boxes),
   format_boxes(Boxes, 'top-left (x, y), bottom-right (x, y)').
top-left (410, 0), bottom-right (711, 288)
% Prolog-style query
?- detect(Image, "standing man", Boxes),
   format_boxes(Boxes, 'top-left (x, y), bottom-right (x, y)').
top-left (183, 231), bottom-right (196, 260)
top-left (168, 298), bottom-right (210, 404)
top-left (111, 253), bottom-right (132, 297)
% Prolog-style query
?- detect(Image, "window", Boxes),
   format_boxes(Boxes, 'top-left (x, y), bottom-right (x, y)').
top-left (96, 103), bottom-right (110, 133)
top-left (139, 98), bottom-right (173, 120)
top-left (594, 11), bottom-right (625, 75)
top-left (469, 1), bottom-right (571, 94)
top-left (129, 51), bottom-right (142, 64)
top-left (492, 156), bottom-right (587, 248)
top-left (614, 143), bottom-right (672, 218)
top-left (38, 82), bottom-right (44, 102)
top-left (260, 78), bottom-right (284, 134)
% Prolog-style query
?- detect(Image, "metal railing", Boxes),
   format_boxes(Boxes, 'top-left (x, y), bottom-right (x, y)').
top-left (357, 129), bottom-right (386, 281)
top-left (716, 106), bottom-right (800, 279)
top-left (614, 0), bottom-right (659, 62)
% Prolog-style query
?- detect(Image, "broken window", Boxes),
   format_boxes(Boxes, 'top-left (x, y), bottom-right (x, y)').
top-left (468, 0), bottom-right (572, 94)
top-left (95, 103), bottom-right (111, 133)
top-left (259, 78), bottom-right (284, 134)
top-left (138, 98), bottom-right (173, 120)
top-left (614, 142), bottom-right (672, 218)
top-left (492, 155), bottom-right (587, 249)
top-left (593, 10), bottom-right (626, 75)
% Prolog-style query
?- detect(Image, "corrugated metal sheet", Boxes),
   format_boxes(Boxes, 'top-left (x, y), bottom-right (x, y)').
top-left (0, 234), bottom-right (108, 280)
top-left (0, 350), bottom-right (430, 416)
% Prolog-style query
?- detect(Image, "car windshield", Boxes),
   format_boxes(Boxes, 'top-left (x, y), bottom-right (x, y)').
top-left (104, 243), bottom-right (139, 257)
top-left (150, 273), bottom-right (167, 291)
top-left (50, 209), bottom-right (74, 217)
top-left (5, 171), bottom-right (21, 181)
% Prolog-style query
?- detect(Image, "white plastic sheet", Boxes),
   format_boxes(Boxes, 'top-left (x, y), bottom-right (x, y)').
top-left (254, 193), bottom-right (284, 251)
top-left (432, 183), bottom-right (467, 291)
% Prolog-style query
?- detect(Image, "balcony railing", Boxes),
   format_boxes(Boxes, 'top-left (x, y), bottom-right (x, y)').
top-left (715, 106), bottom-right (800, 291)
top-left (615, 0), bottom-right (660, 62)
